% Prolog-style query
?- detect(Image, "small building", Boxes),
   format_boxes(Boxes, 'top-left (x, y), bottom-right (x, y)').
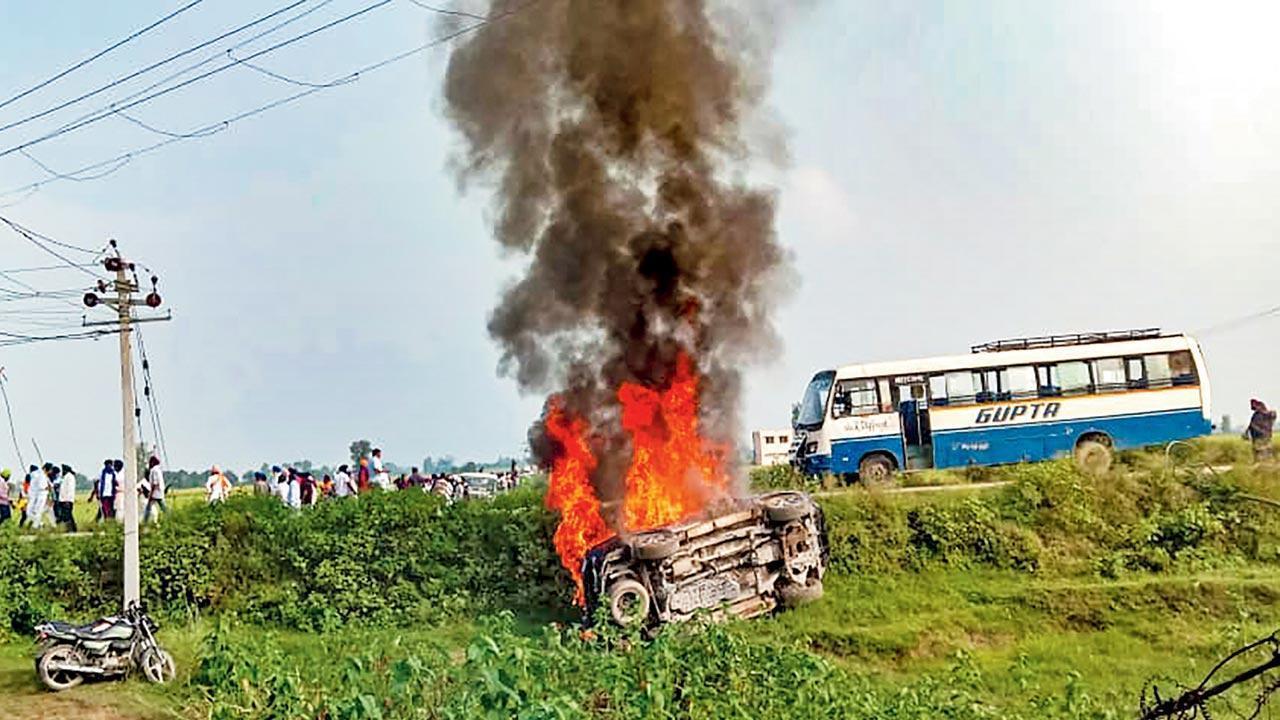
top-left (752, 429), bottom-right (793, 466)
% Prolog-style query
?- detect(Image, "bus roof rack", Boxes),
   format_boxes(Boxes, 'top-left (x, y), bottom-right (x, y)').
top-left (971, 328), bottom-right (1164, 354)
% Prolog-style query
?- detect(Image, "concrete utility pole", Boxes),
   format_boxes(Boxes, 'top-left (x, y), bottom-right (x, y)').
top-left (84, 241), bottom-right (167, 611)
top-left (115, 259), bottom-right (139, 608)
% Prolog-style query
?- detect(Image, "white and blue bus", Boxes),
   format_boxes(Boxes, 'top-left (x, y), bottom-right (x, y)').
top-left (792, 329), bottom-right (1213, 480)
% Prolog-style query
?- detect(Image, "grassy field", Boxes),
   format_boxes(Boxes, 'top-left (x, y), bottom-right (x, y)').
top-left (1, 438), bottom-right (1277, 718)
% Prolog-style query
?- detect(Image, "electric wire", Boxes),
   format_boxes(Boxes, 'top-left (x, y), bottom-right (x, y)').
top-left (7, 0), bottom-right (341, 143)
top-left (1195, 303), bottom-right (1280, 337)
top-left (0, 0), bottom-right (397, 162)
top-left (135, 325), bottom-right (169, 467)
top-left (0, 0), bottom-right (312, 137)
top-left (0, 369), bottom-right (25, 469)
top-left (403, 0), bottom-right (488, 21)
top-left (0, 215), bottom-right (109, 282)
top-left (0, 0), bottom-right (207, 114)
top-left (0, 0), bottom-right (541, 202)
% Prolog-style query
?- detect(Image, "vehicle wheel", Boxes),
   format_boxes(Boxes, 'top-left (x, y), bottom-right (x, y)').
top-left (777, 578), bottom-right (824, 608)
top-left (36, 646), bottom-right (84, 692)
top-left (139, 647), bottom-right (176, 684)
top-left (1075, 440), bottom-right (1113, 475)
top-left (858, 455), bottom-right (894, 485)
top-left (761, 492), bottom-right (809, 523)
top-left (631, 530), bottom-right (680, 560)
top-left (607, 579), bottom-right (651, 628)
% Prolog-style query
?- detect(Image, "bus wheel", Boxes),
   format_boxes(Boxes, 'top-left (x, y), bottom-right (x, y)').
top-left (1075, 440), bottom-right (1113, 475)
top-left (858, 455), bottom-right (894, 485)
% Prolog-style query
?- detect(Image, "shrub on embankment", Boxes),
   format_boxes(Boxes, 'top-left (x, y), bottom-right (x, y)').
top-left (1, 457), bottom-right (1276, 638)
top-left (818, 460), bottom-right (1280, 578)
top-left (0, 485), bottom-right (570, 637)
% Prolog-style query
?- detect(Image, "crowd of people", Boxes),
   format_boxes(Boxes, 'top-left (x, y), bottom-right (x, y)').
top-left (208, 448), bottom-right (521, 509)
top-left (0, 456), bottom-right (164, 531)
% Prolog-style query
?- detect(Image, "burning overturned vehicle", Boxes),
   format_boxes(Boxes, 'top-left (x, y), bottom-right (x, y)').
top-left (582, 491), bottom-right (827, 628)
top-left (538, 355), bottom-right (829, 629)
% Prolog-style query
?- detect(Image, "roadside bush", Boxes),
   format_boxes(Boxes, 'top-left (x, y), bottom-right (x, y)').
top-left (0, 486), bottom-right (570, 637)
top-left (907, 500), bottom-right (1042, 571)
top-left (749, 464), bottom-right (817, 491)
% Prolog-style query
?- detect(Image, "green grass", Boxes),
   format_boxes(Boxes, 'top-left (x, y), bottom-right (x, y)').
top-left (5, 445), bottom-right (1280, 718)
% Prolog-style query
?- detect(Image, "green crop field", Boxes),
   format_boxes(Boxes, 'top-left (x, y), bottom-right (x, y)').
top-left (1, 437), bottom-right (1278, 719)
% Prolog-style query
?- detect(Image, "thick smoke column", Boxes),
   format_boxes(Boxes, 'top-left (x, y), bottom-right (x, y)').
top-left (445, 0), bottom-right (789, 509)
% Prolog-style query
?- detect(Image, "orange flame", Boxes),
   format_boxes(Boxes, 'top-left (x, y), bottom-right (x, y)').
top-left (544, 351), bottom-right (732, 605)
top-left (618, 352), bottom-right (731, 531)
top-left (543, 400), bottom-right (611, 604)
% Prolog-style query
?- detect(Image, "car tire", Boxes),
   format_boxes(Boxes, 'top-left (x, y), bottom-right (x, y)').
top-left (37, 646), bottom-right (84, 692)
top-left (858, 455), bottom-right (894, 485)
top-left (631, 530), bottom-right (680, 560)
top-left (608, 579), bottom-right (651, 627)
top-left (761, 492), bottom-right (810, 523)
top-left (1075, 440), bottom-right (1113, 475)
top-left (139, 647), bottom-right (176, 684)
top-left (777, 578), bottom-right (824, 608)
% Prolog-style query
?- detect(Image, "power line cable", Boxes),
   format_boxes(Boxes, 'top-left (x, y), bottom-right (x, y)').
top-left (0, 0), bottom-right (396, 162)
top-left (0, 0), bottom-right (207, 114)
top-left (225, 51), bottom-right (360, 89)
top-left (0, 0), bottom-right (312, 137)
top-left (0, 369), bottom-right (25, 469)
top-left (0, 263), bottom-right (99, 274)
top-left (0, 0), bottom-right (541, 201)
top-left (135, 325), bottom-right (169, 467)
top-left (403, 0), bottom-right (488, 21)
top-left (33, 0), bottom-right (342, 143)
top-left (1195, 303), bottom-right (1280, 337)
top-left (0, 216), bottom-right (109, 282)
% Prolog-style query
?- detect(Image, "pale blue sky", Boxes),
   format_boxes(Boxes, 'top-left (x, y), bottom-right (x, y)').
top-left (0, 1), bottom-right (1275, 473)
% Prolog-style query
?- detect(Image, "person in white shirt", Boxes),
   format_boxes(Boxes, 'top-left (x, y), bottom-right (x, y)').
top-left (371, 449), bottom-right (391, 491)
top-left (144, 456), bottom-right (167, 523)
top-left (26, 465), bottom-right (50, 530)
top-left (55, 464), bottom-right (77, 532)
top-left (286, 470), bottom-right (302, 510)
top-left (333, 464), bottom-right (354, 498)
top-left (205, 465), bottom-right (230, 504)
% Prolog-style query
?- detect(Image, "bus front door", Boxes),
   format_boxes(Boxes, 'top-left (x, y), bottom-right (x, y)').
top-left (897, 381), bottom-right (934, 470)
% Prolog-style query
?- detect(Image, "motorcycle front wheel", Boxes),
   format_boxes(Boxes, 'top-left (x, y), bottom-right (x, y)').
top-left (139, 647), bottom-right (175, 684)
top-left (36, 646), bottom-right (84, 692)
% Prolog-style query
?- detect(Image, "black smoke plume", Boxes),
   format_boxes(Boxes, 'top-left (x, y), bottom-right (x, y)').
top-left (445, 0), bottom-right (791, 505)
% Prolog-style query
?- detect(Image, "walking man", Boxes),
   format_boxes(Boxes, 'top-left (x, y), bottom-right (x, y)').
top-left (55, 464), bottom-right (77, 532)
top-left (205, 465), bottom-right (231, 504)
top-left (98, 459), bottom-right (119, 522)
top-left (0, 468), bottom-right (11, 524)
top-left (27, 463), bottom-right (50, 530)
top-left (371, 448), bottom-right (391, 491)
top-left (1245, 398), bottom-right (1276, 462)
top-left (144, 456), bottom-right (167, 523)
top-left (334, 464), bottom-right (354, 498)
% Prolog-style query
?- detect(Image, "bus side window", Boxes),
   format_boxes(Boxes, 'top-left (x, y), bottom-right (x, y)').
top-left (1126, 357), bottom-right (1147, 389)
top-left (975, 369), bottom-right (998, 404)
top-left (833, 379), bottom-right (879, 418)
top-left (1058, 361), bottom-right (1091, 396)
top-left (1036, 365), bottom-right (1061, 397)
top-left (878, 378), bottom-right (894, 412)
top-left (1169, 350), bottom-right (1197, 385)
top-left (944, 370), bottom-right (977, 405)
top-left (929, 375), bottom-right (948, 406)
top-left (1000, 366), bottom-right (1037, 400)
top-left (1145, 354), bottom-right (1172, 388)
top-left (1094, 358), bottom-right (1125, 392)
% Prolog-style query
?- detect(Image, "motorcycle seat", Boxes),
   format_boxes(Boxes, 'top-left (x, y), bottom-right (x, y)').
top-left (47, 619), bottom-right (133, 641)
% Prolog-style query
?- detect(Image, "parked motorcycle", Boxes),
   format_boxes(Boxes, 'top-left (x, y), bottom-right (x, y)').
top-left (33, 603), bottom-right (175, 692)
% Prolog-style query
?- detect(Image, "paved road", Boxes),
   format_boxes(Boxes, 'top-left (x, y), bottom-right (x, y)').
top-left (814, 480), bottom-right (1010, 498)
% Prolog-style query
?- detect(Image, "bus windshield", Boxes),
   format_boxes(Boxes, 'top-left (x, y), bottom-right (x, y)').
top-left (796, 371), bottom-right (835, 429)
